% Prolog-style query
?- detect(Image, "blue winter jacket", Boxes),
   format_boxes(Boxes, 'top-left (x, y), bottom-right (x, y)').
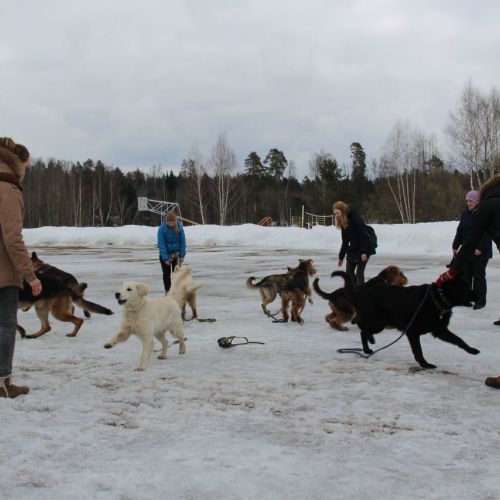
top-left (452, 208), bottom-right (492, 260)
top-left (157, 222), bottom-right (186, 261)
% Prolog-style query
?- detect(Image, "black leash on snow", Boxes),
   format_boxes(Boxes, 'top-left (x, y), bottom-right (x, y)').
top-left (218, 336), bottom-right (265, 348)
top-left (265, 309), bottom-right (287, 323)
top-left (336, 285), bottom-right (433, 359)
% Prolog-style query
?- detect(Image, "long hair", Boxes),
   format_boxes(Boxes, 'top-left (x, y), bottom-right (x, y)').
top-left (165, 210), bottom-right (179, 235)
top-left (333, 201), bottom-right (349, 229)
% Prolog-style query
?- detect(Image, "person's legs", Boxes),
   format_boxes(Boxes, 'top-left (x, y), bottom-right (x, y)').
top-left (462, 260), bottom-right (473, 289)
top-left (159, 258), bottom-right (173, 292)
top-left (472, 259), bottom-right (488, 309)
top-left (0, 287), bottom-right (18, 378)
top-left (0, 286), bottom-right (28, 398)
top-left (345, 260), bottom-right (357, 285)
top-left (355, 259), bottom-right (368, 286)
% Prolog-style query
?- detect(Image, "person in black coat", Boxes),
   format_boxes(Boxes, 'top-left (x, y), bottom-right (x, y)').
top-left (452, 190), bottom-right (492, 309)
top-left (435, 174), bottom-right (500, 389)
top-left (333, 201), bottom-right (376, 285)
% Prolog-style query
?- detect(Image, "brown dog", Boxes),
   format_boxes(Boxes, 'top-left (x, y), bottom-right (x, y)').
top-left (246, 266), bottom-right (300, 315)
top-left (280, 259), bottom-right (317, 324)
top-left (313, 265), bottom-right (408, 331)
top-left (17, 254), bottom-right (113, 338)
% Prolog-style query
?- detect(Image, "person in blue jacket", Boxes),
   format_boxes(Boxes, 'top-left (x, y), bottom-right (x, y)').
top-left (157, 210), bottom-right (186, 292)
top-left (452, 190), bottom-right (492, 310)
top-left (333, 200), bottom-right (376, 285)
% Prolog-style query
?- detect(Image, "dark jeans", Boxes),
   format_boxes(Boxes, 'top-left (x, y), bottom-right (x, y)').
top-left (160, 257), bottom-right (178, 292)
top-left (462, 259), bottom-right (489, 305)
top-left (0, 287), bottom-right (18, 378)
top-left (346, 258), bottom-right (368, 286)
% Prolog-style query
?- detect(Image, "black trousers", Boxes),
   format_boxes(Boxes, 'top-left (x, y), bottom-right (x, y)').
top-left (462, 258), bottom-right (489, 305)
top-left (346, 258), bottom-right (368, 286)
top-left (160, 257), bottom-right (178, 292)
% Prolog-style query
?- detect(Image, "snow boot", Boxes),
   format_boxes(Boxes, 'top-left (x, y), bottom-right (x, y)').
top-left (0, 376), bottom-right (30, 398)
top-left (484, 376), bottom-right (500, 389)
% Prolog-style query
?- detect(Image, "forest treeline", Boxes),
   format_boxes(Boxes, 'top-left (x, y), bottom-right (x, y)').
top-left (22, 82), bottom-right (499, 227)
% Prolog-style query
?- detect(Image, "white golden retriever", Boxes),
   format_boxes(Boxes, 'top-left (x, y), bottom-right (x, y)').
top-left (105, 281), bottom-right (186, 370)
top-left (168, 267), bottom-right (204, 320)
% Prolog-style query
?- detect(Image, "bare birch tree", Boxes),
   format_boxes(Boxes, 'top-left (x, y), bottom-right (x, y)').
top-left (182, 145), bottom-right (208, 224)
top-left (446, 81), bottom-right (500, 187)
top-left (209, 134), bottom-right (238, 225)
top-left (381, 120), bottom-right (438, 223)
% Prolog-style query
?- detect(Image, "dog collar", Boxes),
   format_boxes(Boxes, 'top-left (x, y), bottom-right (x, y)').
top-left (430, 285), bottom-right (452, 317)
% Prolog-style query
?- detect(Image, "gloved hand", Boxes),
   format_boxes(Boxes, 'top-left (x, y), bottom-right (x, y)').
top-left (435, 268), bottom-right (457, 287)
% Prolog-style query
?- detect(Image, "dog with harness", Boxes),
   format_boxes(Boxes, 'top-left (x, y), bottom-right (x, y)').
top-left (331, 270), bottom-right (479, 368)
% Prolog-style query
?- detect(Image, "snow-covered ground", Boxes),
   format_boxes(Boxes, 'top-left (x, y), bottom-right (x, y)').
top-left (2, 224), bottom-right (500, 500)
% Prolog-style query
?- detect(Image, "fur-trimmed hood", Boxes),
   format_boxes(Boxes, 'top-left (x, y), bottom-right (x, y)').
top-left (0, 144), bottom-right (25, 179)
top-left (479, 174), bottom-right (500, 201)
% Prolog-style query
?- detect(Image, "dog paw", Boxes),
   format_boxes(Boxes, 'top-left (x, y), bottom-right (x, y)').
top-left (157, 354), bottom-right (167, 359)
top-left (363, 348), bottom-right (374, 355)
top-left (135, 367), bottom-right (145, 371)
top-left (66, 333), bottom-right (77, 337)
top-left (421, 363), bottom-right (437, 369)
top-left (104, 343), bottom-right (113, 349)
top-left (468, 348), bottom-right (480, 355)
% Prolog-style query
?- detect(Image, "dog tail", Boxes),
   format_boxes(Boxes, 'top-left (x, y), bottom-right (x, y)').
top-left (69, 282), bottom-right (87, 298)
top-left (330, 271), bottom-right (357, 302)
top-left (186, 282), bottom-right (204, 294)
top-left (312, 278), bottom-right (333, 300)
top-left (246, 277), bottom-right (258, 289)
top-left (75, 298), bottom-right (113, 315)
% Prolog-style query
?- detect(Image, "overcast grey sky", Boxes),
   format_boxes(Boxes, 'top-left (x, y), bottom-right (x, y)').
top-left (2, 0), bottom-right (499, 178)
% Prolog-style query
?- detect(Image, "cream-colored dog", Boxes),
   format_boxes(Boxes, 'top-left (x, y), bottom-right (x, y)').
top-left (105, 281), bottom-right (186, 370)
top-left (168, 267), bottom-right (204, 320)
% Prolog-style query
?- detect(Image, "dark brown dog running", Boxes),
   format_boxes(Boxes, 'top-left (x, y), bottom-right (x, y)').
top-left (313, 265), bottom-right (408, 331)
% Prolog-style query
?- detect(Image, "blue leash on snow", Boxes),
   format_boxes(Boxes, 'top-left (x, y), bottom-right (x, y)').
top-left (336, 285), bottom-right (433, 359)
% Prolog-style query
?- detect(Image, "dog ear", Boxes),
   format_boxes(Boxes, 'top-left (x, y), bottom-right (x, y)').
top-left (31, 251), bottom-right (37, 259)
top-left (136, 283), bottom-right (149, 297)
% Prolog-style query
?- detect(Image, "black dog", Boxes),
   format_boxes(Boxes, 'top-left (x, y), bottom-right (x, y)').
top-left (331, 270), bottom-right (479, 368)
top-left (314, 265), bottom-right (408, 331)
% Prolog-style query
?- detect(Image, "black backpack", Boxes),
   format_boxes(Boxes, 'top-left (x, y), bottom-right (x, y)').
top-left (365, 224), bottom-right (378, 249)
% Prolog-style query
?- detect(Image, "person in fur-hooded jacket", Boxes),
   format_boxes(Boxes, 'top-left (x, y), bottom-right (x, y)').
top-left (434, 173), bottom-right (500, 389)
top-left (0, 137), bottom-right (42, 398)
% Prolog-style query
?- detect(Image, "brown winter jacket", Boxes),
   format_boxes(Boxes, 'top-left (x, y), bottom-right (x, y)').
top-left (0, 145), bottom-right (36, 288)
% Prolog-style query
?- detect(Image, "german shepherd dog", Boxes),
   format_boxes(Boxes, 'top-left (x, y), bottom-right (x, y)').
top-left (246, 266), bottom-right (301, 315)
top-left (30, 252), bottom-right (93, 318)
top-left (313, 266), bottom-right (408, 331)
top-left (331, 270), bottom-right (479, 368)
top-left (280, 259), bottom-right (317, 324)
top-left (17, 257), bottom-right (113, 338)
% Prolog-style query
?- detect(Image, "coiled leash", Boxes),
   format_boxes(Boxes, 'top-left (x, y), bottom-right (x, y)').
top-left (218, 336), bottom-right (265, 348)
top-left (265, 309), bottom-right (287, 323)
top-left (337, 285), bottom-right (432, 359)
